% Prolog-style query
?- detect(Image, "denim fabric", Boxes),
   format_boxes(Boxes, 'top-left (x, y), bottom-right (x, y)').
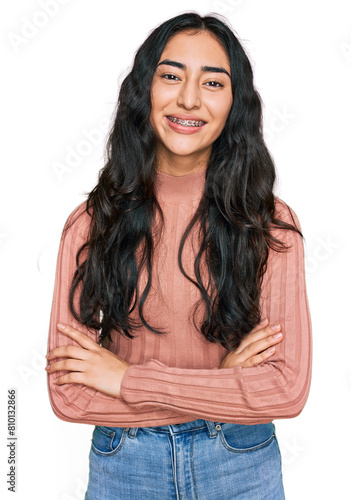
top-left (84, 419), bottom-right (285, 499)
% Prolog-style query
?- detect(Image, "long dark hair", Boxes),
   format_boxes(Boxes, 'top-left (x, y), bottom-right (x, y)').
top-left (69, 12), bottom-right (300, 350)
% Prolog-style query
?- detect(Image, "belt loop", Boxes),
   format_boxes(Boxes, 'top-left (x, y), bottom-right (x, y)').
top-left (205, 420), bottom-right (218, 439)
top-left (127, 427), bottom-right (138, 438)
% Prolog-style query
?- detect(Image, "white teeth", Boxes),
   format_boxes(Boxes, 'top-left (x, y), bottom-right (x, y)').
top-left (167, 116), bottom-right (205, 127)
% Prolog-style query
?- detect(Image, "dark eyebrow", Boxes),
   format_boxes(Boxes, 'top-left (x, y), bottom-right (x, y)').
top-left (157, 59), bottom-right (231, 78)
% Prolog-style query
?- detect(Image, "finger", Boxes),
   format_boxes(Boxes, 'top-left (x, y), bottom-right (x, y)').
top-left (46, 345), bottom-right (89, 361)
top-left (46, 359), bottom-right (86, 373)
top-left (53, 371), bottom-right (87, 385)
top-left (243, 346), bottom-right (276, 367)
top-left (56, 323), bottom-right (98, 349)
top-left (243, 330), bottom-right (283, 358)
top-left (250, 317), bottom-right (269, 334)
top-left (236, 323), bottom-right (282, 354)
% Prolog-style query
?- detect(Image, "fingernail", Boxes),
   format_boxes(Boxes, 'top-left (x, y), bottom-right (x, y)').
top-left (274, 332), bottom-right (282, 338)
top-left (57, 323), bottom-right (66, 330)
top-left (271, 324), bottom-right (281, 332)
top-left (267, 346), bottom-right (275, 354)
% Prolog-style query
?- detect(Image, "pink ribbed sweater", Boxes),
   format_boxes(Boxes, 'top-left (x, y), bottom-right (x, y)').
top-left (47, 169), bottom-right (312, 427)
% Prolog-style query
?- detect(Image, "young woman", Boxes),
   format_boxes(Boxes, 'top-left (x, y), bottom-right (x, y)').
top-left (46, 12), bottom-right (312, 500)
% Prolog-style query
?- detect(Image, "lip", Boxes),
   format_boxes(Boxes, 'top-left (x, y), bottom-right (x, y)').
top-left (167, 113), bottom-right (207, 122)
top-left (165, 115), bottom-right (207, 135)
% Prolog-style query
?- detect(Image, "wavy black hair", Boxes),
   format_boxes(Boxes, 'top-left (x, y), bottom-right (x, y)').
top-left (69, 12), bottom-right (301, 350)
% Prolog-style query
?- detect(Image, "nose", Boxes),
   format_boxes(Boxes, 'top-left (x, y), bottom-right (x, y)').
top-left (176, 78), bottom-right (201, 110)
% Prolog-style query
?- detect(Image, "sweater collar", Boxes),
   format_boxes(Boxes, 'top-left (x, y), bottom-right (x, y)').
top-left (155, 168), bottom-right (206, 203)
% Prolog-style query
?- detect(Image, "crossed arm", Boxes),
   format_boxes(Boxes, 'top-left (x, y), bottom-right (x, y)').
top-left (46, 202), bottom-right (312, 425)
top-left (46, 318), bottom-right (285, 398)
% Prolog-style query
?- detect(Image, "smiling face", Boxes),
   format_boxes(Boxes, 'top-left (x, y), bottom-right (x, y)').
top-left (149, 30), bottom-right (233, 175)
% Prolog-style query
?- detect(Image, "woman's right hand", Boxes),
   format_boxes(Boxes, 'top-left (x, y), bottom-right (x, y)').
top-left (219, 318), bottom-right (284, 369)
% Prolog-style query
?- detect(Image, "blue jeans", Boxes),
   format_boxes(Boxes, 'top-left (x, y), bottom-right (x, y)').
top-left (84, 419), bottom-right (285, 499)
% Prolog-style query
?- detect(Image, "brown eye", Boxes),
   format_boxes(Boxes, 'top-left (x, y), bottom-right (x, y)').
top-left (162, 74), bottom-right (180, 81)
top-left (205, 81), bottom-right (223, 88)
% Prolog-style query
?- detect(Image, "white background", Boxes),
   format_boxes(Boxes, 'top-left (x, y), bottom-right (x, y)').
top-left (1, 0), bottom-right (350, 498)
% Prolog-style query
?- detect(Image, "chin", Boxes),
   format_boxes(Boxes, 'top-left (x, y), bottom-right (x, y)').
top-left (168, 148), bottom-right (203, 157)
top-left (168, 141), bottom-right (207, 155)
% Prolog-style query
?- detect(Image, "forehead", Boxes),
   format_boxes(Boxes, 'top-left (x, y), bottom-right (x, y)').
top-left (159, 30), bottom-right (230, 69)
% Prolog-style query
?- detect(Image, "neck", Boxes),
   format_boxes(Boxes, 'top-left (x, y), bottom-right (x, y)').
top-left (155, 144), bottom-right (211, 177)
top-left (155, 167), bottom-right (206, 203)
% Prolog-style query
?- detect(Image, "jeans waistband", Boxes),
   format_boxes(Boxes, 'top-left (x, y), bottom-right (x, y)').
top-left (126, 419), bottom-right (220, 439)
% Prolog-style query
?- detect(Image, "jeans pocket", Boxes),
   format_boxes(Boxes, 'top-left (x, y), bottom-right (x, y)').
top-left (218, 422), bottom-right (275, 453)
top-left (91, 425), bottom-right (128, 457)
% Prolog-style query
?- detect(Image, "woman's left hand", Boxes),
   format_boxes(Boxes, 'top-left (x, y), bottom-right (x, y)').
top-left (46, 323), bottom-right (130, 398)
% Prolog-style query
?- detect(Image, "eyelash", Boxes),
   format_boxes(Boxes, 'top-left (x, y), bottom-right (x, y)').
top-left (161, 74), bottom-right (224, 88)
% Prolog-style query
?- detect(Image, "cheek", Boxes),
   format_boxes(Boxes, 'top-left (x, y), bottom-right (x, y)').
top-left (152, 80), bottom-right (184, 113)
top-left (149, 82), bottom-right (160, 117)
top-left (215, 98), bottom-right (233, 128)
top-left (151, 83), bottom-right (170, 110)
top-left (149, 93), bottom-right (161, 131)
top-left (206, 91), bottom-right (232, 122)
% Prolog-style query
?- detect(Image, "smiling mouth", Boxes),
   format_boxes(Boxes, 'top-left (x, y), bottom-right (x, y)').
top-left (166, 116), bottom-right (206, 127)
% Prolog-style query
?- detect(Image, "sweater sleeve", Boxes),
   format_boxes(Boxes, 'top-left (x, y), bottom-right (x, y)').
top-left (46, 204), bottom-right (186, 426)
top-left (120, 203), bottom-right (313, 424)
